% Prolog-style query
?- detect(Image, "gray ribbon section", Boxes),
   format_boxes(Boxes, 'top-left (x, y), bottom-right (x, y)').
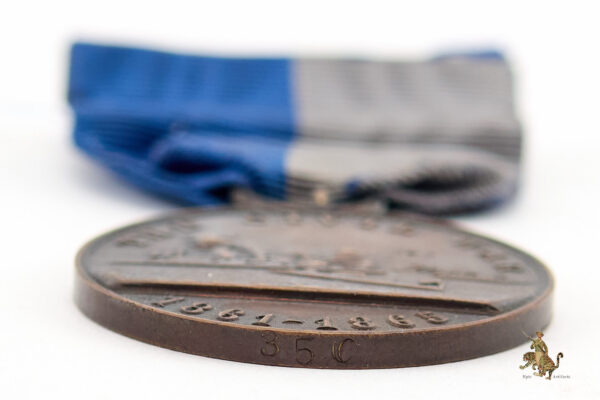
top-left (286, 56), bottom-right (521, 214)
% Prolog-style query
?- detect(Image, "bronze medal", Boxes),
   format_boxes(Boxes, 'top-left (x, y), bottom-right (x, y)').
top-left (75, 207), bottom-right (552, 368)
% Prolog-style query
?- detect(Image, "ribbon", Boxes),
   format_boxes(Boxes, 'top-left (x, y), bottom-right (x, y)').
top-left (68, 43), bottom-right (521, 214)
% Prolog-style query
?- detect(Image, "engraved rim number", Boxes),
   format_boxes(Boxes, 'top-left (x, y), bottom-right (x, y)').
top-left (295, 337), bottom-right (315, 365)
top-left (331, 338), bottom-right (354, 363)
top-left (260, 331), bottom-right (279, 357)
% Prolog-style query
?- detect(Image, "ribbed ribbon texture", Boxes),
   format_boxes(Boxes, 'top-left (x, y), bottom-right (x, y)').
top-left (68, 43), bottom-right (521, 214)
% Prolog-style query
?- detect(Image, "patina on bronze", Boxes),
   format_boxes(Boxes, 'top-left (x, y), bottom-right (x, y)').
top-left (75, 207), bottom-right (553, 369)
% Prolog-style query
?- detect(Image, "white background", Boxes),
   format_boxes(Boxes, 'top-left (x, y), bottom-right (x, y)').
top-left (1, 1), bottom-right (599, 398)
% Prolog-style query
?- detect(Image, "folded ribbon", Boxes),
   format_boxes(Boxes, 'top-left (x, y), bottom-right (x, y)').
top-left (68, 43), bottom-right (521, 213)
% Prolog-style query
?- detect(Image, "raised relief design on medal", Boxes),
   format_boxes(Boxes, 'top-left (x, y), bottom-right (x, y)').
top-left (115, 220), bottom-right (197, 248)
top-left (115, 230), bottom-right (165, 248)
top-left (194, 234), bottom-right (224, 249)
top-left (150, 246), bottom-right (187, 260)
top-left (410, 264), bottom-right (528, 286)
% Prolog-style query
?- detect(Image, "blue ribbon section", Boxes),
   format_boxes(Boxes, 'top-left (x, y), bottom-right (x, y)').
top-left (69, 43), bottom-right (294, 204)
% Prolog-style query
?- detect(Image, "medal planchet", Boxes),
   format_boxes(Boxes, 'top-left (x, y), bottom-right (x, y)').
top-left (75, 207), bottom-right (553, 369)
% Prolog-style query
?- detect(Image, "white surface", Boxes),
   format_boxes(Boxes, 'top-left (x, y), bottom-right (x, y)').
top-left (1, 1), bottom-right (599, 399)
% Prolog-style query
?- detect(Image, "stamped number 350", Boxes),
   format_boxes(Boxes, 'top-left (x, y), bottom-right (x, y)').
top-left (260, 332), bottom-right (355, 365)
